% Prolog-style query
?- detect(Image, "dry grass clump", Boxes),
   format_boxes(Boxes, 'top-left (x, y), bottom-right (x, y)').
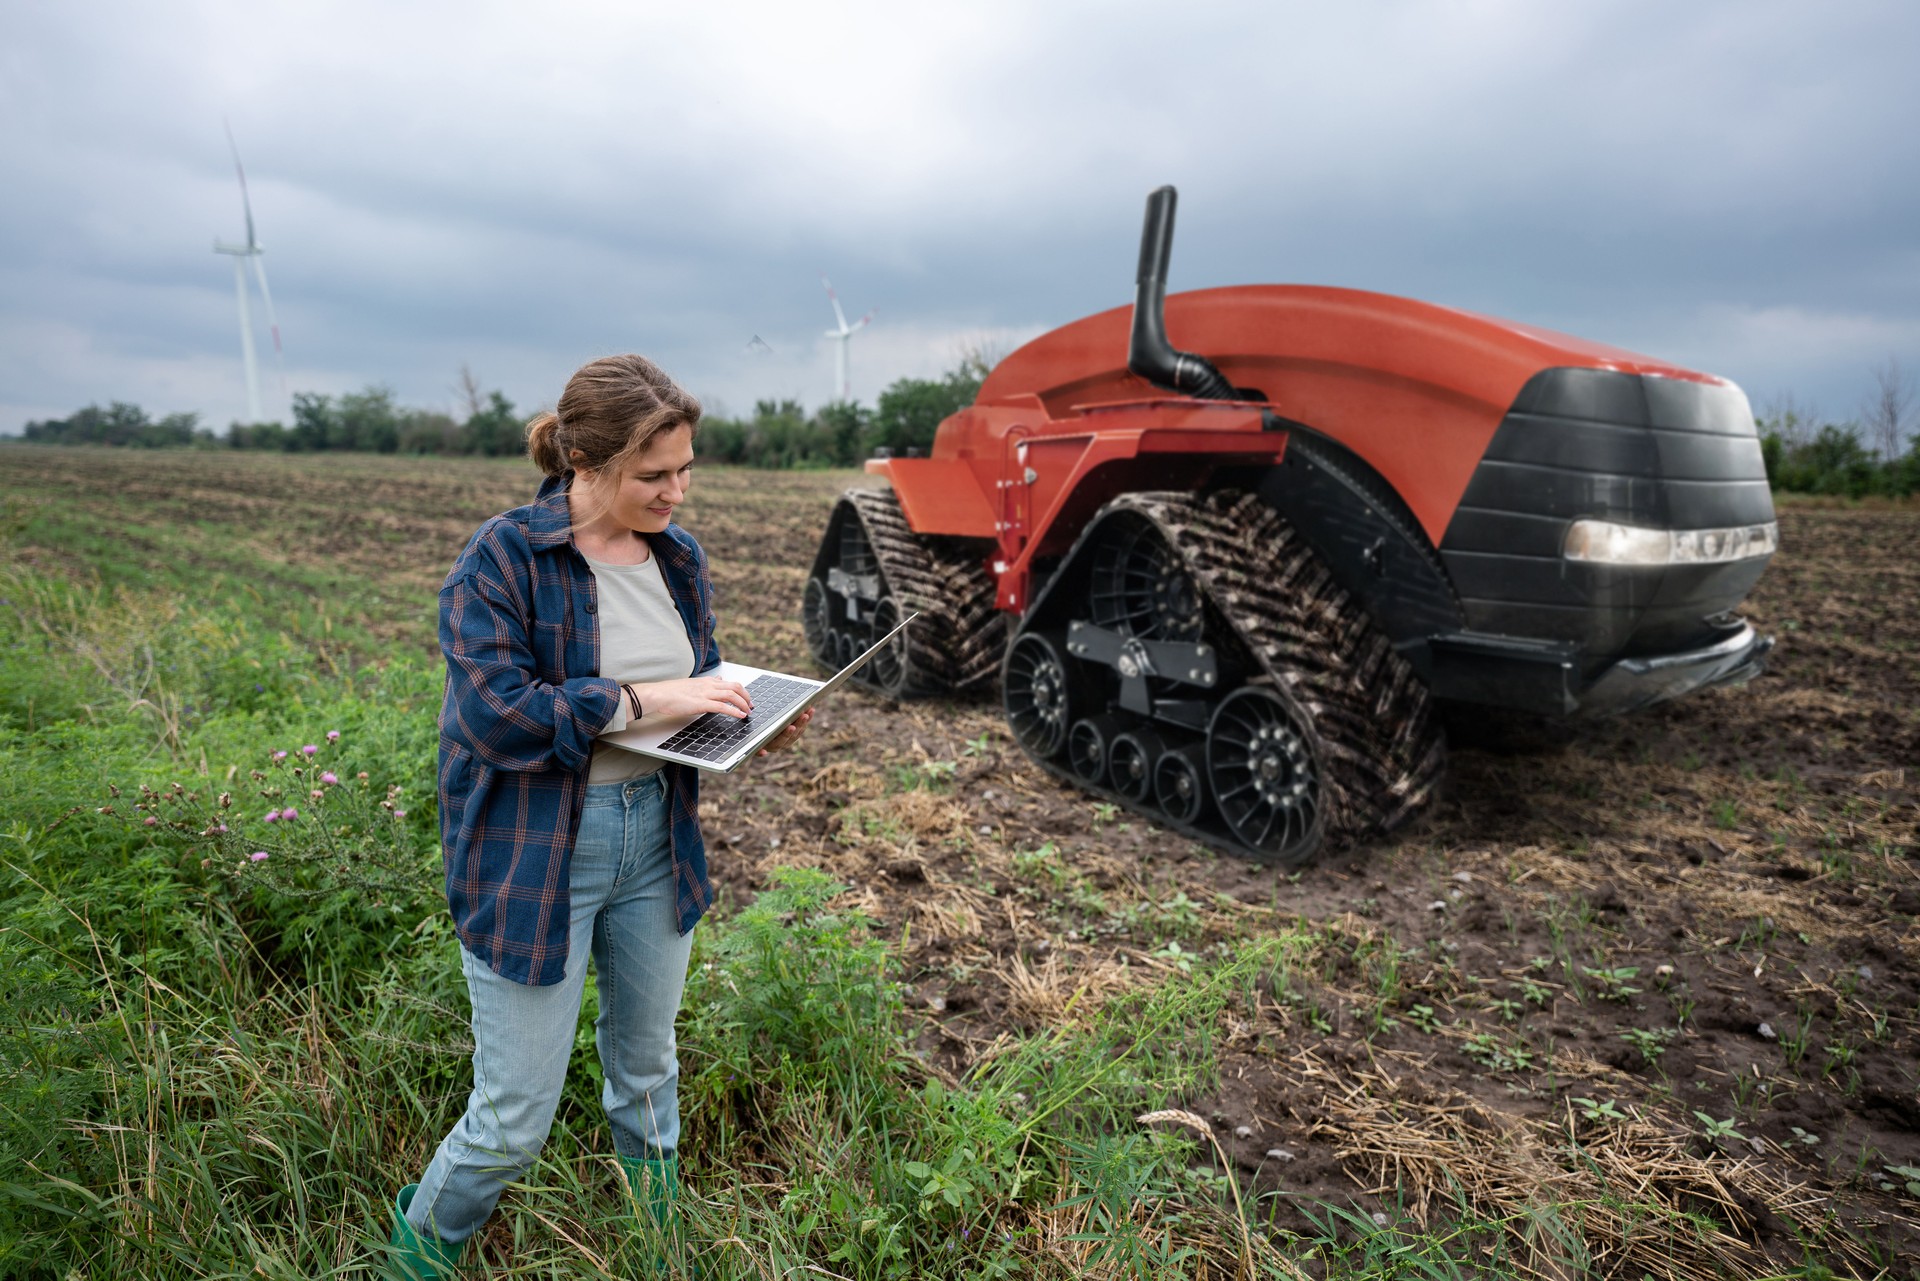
top-left (1309, 1071), bottom-right (1902, 1279)
top-left (997, 950), bottom-right (1140, 1026)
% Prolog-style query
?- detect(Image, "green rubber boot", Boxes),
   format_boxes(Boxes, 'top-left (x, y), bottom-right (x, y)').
top-left (385, 1184), bottom-right (464, 1280)
top-left (618, 1154), bottom-right (692, 1275)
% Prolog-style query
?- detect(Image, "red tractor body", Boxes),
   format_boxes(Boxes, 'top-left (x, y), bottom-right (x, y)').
top-left (804, 189), bottom-right (1776, 864)
top-left (873, 283), bottom-right (1728, 606)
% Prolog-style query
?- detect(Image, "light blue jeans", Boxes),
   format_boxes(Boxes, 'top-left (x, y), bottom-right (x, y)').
top-left (406, 773), bottom-right (695, 1244)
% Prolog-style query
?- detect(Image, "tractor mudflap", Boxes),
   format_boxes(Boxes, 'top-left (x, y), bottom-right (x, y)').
top-left (1002, 489), bottom-right (1446, 864)
top-left (802, 487), bottom-right (1007, 699)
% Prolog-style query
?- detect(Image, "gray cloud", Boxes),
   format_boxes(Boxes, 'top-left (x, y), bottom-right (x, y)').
top-left (2, 0), bottom-right (1915, 435)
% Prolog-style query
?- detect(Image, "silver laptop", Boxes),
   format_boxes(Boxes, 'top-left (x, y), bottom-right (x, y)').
top-left (600, 612), bottom-right (918, 772)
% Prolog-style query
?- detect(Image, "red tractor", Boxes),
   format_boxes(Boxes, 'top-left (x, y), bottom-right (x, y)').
top-left (802, 187), bottom-right (1777, 864)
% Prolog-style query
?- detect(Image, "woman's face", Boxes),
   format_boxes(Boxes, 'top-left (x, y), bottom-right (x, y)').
top-left (581, 423), bottom-right (695, 535)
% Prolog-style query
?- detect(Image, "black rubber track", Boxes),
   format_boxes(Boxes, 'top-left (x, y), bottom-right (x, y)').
top-left (1003, 489), bottom-right (1446, 856)
top-left (827, 488), bottom-right (1009, 698)
top-left (1111, 489), bottom-right (1446, 840)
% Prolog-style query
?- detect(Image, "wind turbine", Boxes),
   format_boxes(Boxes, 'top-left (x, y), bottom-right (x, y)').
top-left (213, 123), bottom-right (282, 425)
top-left (820, 274), bottom-right (872, 403)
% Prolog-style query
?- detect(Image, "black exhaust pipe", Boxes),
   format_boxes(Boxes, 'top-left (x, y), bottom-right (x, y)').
top-left (1128, 185), bottom-right (1241, 401)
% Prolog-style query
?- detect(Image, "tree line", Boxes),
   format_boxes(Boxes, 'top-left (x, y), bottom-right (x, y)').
top-left (1758, 360), bottom-right (1919, 497)
top-left (16, 356), bottom-right (1919, 494)
top-left (13, 359), bottom-right (987, 468)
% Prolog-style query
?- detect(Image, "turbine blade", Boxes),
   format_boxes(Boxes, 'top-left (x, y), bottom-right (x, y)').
top-left (849, 310), bottom-right (874, 333)
top-left (250, 255), bottom-right (282, 355)
top-left (820, 273), bottom-right (848, 332)
top-left (225, 119), bottom-right (258, 251)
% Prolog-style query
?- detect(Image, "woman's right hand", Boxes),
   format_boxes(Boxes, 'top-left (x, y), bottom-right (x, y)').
top-left (630, 676), bottom-right (754, 720)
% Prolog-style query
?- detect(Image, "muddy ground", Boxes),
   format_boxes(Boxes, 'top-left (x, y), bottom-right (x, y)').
top-left (4, 447), bottom-right (1916, 1274)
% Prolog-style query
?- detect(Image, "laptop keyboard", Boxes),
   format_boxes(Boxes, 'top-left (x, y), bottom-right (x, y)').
top-left (655, 675), bottom-right (816, 763)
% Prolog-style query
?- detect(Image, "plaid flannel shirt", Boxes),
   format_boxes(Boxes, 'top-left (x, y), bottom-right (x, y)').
top-left (436, 471), bottom-right (719, 986)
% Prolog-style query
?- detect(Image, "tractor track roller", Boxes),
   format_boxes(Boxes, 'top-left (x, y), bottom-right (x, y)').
top-left (1066, 715), bottom-right (1124, 783)
top-left (1207, 684), bottom-right (1323, 862)
top-left (1153, 741), bottom-right (1208, 824)
top-left (1107, 727), bottom-right (1165, 802)
top-left (1004, 632), bottom-right (1072, 758)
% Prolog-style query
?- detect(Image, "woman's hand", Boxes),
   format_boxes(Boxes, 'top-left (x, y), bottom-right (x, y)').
top-left (630, 676), bottom-right (754, 720)
top-left (759, 707), bottom-right (814, 756)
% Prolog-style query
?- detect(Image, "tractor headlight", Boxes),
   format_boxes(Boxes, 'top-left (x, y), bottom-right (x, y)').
top-left (1563, 519), bottom-right (1778, 566)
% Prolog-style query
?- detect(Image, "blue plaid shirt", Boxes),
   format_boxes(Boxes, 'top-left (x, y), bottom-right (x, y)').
top-left (436, 472), bottom-right (718, 986)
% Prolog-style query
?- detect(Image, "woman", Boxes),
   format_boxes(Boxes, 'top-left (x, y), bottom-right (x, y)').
top-left (386, 354), bottom-right (810, 1277)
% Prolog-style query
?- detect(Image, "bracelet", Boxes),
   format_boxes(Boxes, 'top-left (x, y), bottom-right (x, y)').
top-left (623, 684), bottom-right (643, 720)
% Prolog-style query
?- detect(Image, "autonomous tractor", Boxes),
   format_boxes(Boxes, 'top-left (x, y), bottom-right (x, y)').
top-left (802, 187), bottom-right (1778, 864)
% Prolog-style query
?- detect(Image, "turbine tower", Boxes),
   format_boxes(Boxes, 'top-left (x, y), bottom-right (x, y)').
top-left (213, 124), bottom-right (282, 425)
top-left (820, 274), bottom-right (872, 403)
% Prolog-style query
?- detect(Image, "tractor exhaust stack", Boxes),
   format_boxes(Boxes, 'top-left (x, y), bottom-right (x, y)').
top-left (1127, 185), bottom-right (1240, 401)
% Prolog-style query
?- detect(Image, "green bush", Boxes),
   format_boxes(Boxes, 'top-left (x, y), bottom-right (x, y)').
top-left (1760, 419), bottom-right (1919, 498)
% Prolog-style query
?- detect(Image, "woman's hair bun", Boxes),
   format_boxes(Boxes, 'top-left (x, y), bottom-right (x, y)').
top-left (525, 410), bottom-right (568, 476)
top-left (528, 355), bottom-right (701, 480)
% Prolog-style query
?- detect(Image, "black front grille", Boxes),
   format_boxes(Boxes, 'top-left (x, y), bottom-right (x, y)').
top-left (1438, 367), bottom-right (1773, 662)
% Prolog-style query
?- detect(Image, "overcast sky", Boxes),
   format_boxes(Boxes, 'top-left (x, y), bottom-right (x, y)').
top-left (3, 0), bottom-right (1917, 437)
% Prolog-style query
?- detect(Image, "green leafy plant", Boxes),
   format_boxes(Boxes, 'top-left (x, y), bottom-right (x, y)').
top-left (1573, 1098), bottom-right (1626, 1124)
top-left (1693, 1112), bottom-right (1748, 1144)
top-left (1581, 966), bottom-right (1642, 1003)
top-left (1621, 1027), bottom-right (1677, 1065)
top-left (1011, 841), bottom-right (1066, 887)
top-left (1878, 1165), bottom-right (1920, 1198)
top-left (1781, 1006), bottom-right (1816, 1066)
top-left (902, 1147), bottom-right (980, 1215)
top-left (890, 759), bottom-right (957, 792)
top-left (1464, 1033), bottom-right (1535, 1073)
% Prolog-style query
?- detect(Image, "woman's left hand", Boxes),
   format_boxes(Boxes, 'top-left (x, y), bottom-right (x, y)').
top-left (759, 707), bottom-right (814, 756)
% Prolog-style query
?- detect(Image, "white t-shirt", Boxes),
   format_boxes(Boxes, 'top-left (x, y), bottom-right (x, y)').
top-left (585, 550), bottom-right (697, 784)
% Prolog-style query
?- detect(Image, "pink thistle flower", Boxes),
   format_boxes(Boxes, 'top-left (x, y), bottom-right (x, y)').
top-left (309, 789), bottom-right (323, 799)
top-left (144, 817), bottom-right (158, 826)
top-left (320, 772), bottom-right (338, 786)
top-left (250, 851), bottom-right (269, 862)
top-left (272, 750), bottom-right (288, 761)
top-left (215, 823), bottom-right (229, 833)
top-left (282, 806), bottom-right (299, 820)
top-left (264, 810), bottom-right (281, 822)
top-left (393, 809), bottom-right (407, 820)
top-left (326, 730), bottom-right (340, 742)
top-left (302, 744), bottom-right (318, 757)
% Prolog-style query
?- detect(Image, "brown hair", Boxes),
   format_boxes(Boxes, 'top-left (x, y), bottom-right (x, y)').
top-left (524, 354), bottom-right (701, 479)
